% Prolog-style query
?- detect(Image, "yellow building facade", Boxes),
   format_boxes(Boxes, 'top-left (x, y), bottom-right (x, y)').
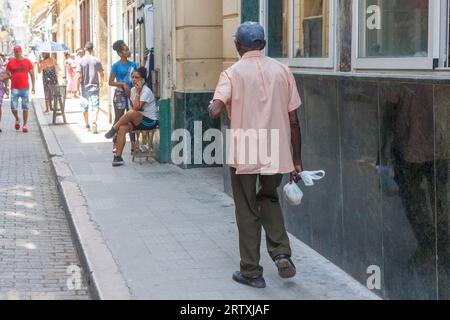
top-left (56, 0), bottom-right (77, 52)
top-left (169, 0), bottom-right (241, 93)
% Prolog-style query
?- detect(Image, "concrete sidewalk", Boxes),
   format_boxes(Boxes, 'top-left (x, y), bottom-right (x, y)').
top-left (32, 97), bottom-right (379, 300)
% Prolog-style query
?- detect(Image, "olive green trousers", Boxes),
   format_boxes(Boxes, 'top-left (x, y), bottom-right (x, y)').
top-left (230, 168), bottom-right (292, 277)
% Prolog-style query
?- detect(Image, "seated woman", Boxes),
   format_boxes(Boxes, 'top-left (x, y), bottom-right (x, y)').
top-left (104, 67), bottom-right (159, 167)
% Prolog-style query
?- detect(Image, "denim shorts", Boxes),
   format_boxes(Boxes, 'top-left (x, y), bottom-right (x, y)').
top-left (80, 90), bottom-right (100, 112)
top-left (11, 89), bottom-right (30, 111)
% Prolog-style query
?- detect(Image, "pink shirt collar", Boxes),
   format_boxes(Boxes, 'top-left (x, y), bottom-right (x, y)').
top-left (242, 50), bottom-right (263, 59)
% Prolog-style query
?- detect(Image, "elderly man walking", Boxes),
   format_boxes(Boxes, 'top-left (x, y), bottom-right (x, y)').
top-left (209, 22), bottom-right (304, 289)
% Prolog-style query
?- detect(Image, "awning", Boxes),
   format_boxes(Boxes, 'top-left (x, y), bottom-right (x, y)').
top-left (31, 1), bottom-right (56, 30)
top-left (31, 0), bottom-right (56, 17)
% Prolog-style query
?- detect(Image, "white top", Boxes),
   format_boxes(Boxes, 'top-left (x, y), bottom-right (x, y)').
top-left (131, 85), bottom-right (158, 120)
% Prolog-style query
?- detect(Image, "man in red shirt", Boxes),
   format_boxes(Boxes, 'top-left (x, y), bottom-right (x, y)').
top-left (5, 46), bottom-right (36, 133)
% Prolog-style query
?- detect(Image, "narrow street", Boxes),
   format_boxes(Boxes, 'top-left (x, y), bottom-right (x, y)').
top-left (0, 0), bottom-right (448, 303)
top-left (0, 99), bottom-right (90, 299)
top-left (27, 94), bottom-right (378, 300)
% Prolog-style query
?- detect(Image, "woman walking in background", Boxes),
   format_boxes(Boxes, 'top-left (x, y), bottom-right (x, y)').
top-left (38, 53), bottom-right (60, 113)
top-left (108, 40), bottom-right (137, 154)
top-left (64, 52), bottom-right (78, 98)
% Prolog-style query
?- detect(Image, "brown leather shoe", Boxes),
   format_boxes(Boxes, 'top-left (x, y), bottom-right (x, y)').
top-left (274, 255), bottom-right (296, 279)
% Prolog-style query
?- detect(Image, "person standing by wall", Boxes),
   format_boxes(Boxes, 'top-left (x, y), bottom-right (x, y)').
top-left (76, 42), bottom-right (105, 134)
top-left (108, 40), bottom-right (137, 154)
top-left (64, 52), bottom-right (78, 99)
top-left (5, 46), bottom-right (35, 133)
top-left (38, 52), bottom-right (60, 113)
top-left (209, 22), bottom-right (304, 289)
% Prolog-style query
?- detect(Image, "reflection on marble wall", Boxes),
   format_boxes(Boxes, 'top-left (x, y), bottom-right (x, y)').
top-left (379, 82), bottom-right (437, 299)
top-left (220, 74), bottom-right (450, 299)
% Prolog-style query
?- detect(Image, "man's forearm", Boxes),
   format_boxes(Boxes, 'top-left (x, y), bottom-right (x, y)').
top-left (30, 71), bottom-right (35, 89)
top-left (291, 125), bottom-right (303, 168)
top-left (99, 72), bottom-right (105, 88)
top-left (289, 111), bottom-right (303, 170)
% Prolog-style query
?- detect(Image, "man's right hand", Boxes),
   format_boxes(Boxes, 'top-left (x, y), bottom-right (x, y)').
top-left (290, 164), bottom-right (303, 183)
top-left (208, 100), bottom-right (225, 119)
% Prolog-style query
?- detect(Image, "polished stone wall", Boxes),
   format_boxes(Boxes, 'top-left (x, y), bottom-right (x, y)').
top-left (289, 75), bottom-right (449, 300)
top-left (222, 74), bottom-right (450, 300)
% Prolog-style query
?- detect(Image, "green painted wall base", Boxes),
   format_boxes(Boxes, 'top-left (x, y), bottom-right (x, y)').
top-left (157, 98), bottom-right (171, 163)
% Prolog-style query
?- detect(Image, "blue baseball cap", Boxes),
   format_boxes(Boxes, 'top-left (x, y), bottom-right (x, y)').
top-left (234, 22), bottom-right (265, 49)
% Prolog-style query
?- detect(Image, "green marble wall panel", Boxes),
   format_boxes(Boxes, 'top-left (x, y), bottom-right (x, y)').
top-left (174, 91), bottom-right (221, 169)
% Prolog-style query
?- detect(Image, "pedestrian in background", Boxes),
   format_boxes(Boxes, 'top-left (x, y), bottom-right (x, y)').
top-left (0, 59), bottom-right (9, 133)
top-left (64, 52), bottom-right (78, 99)
top-left (109, 40), bottom-right (137, 154)
top-left (0, 52), bottom-right (8, 67)
top-left (209, 22), bottom-right (304, 289)
top-left (27, 50), bottom-right (38, 75)
top-left (75, 48), bottom-right (84, 68)
top-left (5, 46), bottom-right (35, 133)
top-left (76, 42), bottom-right (104, 134)
top-left (38, 52), bottom-right (60, 113)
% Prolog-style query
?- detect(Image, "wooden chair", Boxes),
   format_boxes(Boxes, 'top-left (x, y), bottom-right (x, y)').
top-left (132, 129), bottom-right (157, 162)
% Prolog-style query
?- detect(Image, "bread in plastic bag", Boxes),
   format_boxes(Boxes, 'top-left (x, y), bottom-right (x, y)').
top-left (283, 182), bottom-right (304, 206)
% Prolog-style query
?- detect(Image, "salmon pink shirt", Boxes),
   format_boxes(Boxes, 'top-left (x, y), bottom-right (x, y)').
top-left (213, 50), bottom-right (302, 175)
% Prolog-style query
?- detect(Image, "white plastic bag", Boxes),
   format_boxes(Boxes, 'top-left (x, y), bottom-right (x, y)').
top-left (300, 170), bottom-right (326, 187)
top-left (283, 182), bottom-right (304, 206)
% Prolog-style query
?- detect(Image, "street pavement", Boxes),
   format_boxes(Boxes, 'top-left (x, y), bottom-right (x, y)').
top-left (31, 91), bottom-right (380, 300)
top-left (0, 99), bottom-right (90, 300)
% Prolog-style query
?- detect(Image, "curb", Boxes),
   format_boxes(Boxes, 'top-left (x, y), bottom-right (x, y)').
top-left (33, 99), bottom-right (132, 300)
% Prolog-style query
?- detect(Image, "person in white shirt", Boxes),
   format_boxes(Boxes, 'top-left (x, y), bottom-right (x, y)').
top-left (104, 67), bottom-right (158, 167)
